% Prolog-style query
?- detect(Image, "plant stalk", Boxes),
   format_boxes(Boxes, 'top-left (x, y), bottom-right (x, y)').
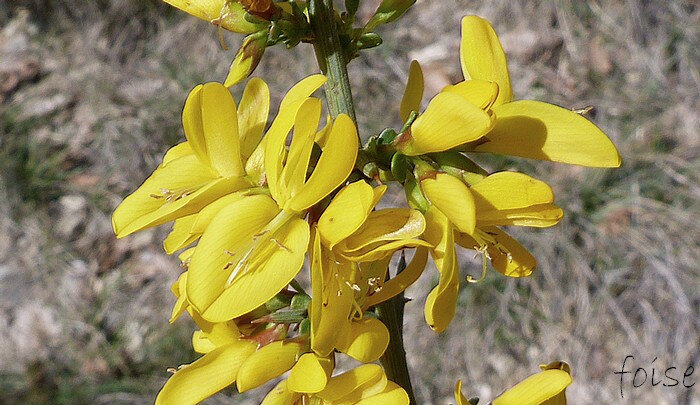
top-left (308, 0), bottom-right (356, 122)
top-left (308, 1), bottom-right (416, 403)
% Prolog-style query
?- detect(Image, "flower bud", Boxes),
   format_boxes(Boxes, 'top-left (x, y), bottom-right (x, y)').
top-left (365, 0), bottom-right (417, 30)
top-left (163, 0), bottom-right (269, 34)
top-left (224, 30), bottom-right (269, 87)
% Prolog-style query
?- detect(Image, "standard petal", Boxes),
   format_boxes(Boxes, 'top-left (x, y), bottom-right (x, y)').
top-left (470, 100), bottom-right (622, 167)
top-left (186, 194), bottom-right (280, 318)
top-left (287, 353), bottom-right (328, 393)
top-left (202, 217), bottom-right (310, 321)
top-left (441, 79), bottom-right (499, 110)
top-left (335, 317), bottom-right (390, 363)
top-left (280, 98), bottom-right (322, 202)
top-left (182, 84), bottom-right (210, 168)
top-left (492, 364), bottom-right (572, 405)
top-left (189, 191), bottom-right (249, 235)
top-left (317, 181), bottom-right (378, 249)
top-left (200, 82), bottom-right (244, 177)
top-left (471, 171), bottom-right (554, 212)
top-left (421, 173), bottom-right (476, 234)
top-left (460, 16), bottom-right (513, 106)
top-left (154, 340), bottom-right (257, 405)
top-left (238, 77), bottom-right (270, 159)
top-left (162, 142), bottom-right (194, 166)
top-left (400, 60), bottom-right (424, 122)
top-left (403, 92), bottom-right (494, 155)
top-left (286, 114), bottom-right (359, 211)
top-left (164, 214), bottom-right (199, 254)
top-left (236, 341), bottom-right (303, 392)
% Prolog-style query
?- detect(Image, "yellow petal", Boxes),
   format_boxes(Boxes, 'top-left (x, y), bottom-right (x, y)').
top-left (189, 191), bottom-right (249, 235)
top-left (363, 247), bottom-right (429, 308)
top-left (200, 82), bottom-right (244, 177)
top-left (280, 98), bottom-right (322, 202)
top-left (186, 195), bottom-right (280, 318)
top-left (471, 100), bottom-right (622, 167)
top-left (441, 79), bottom-right (499, 110)
top-left (192, 330), bottom-right (217, 354)
top-left (162, 142), bottom-right (194, 166)
top-left (203, 216), bottom-right (310, 322)
top-left (460, 16), bottom-right (513, 106)
top-left (400, 60), bottom-right (424, 122)
top-left (318, 364), bottom-right (386, 402)
top-left (423, 207), bottom-right (460, 332)
top-left (355, 381), bottom-right (410, 405)
top-left (155, 340), bottom-right (257, 405)
top-left (286, 114), bottom-right (359, 211)
top-left (314, 114), bottom-right (333, 148)
top-left (336, 317), bottom-right (390, 363)
top-left (162, 0), bottom-right (267, 34)
top-left (310, 232), bottom-right (354, 357)
top-left (236, 341), bottom-right (303, 392)
top-left (317, 181), bottom-right (378, 249)
top-left (170, 272), bottom-right (189, 323)
top-left (476, 204), bottom-right (563, 228)
top-left (471, 171), bottom-right (554, 212)
top-left (402, 91), bottom-right (494, 155)
top-left (456, 227), bottom-right (536, 278)
top-left (182, 84), bottom-right (211, 168)
top-left (238, 77), bottom-right (270, 159)
top-left (493, 366), bottom-right (572, 405)
top-left (280, 74), bottom-right (327, 110)
top-left (455, 380), bottom-right (470, 405)
top-left (287, 353), bottom-right (328, 393)
top-left (342, 209), bottom-right (426, 254)
top-left (262, 380), bottom-right (302, 405)
top-left (421, 173), bottom-right (476, 234)
top-left (163, 215), bottom-right (199, 254)
top-left (112, 156), bottom-right (248, 238)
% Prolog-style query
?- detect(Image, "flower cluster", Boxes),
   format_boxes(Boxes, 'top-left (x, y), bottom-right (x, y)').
top-left (113, 2), bottom-right (620, 404)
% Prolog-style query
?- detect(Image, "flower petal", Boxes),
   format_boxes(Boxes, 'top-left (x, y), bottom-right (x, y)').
top-left (286, 114), bottom-right (358, 211)
top-left (470, 100), bottom-right (622, 167)
top-left (355, 381), bottom-right (410, 405)
top-left (154, 340), bottom-right (257, 405)
top-left (455, 380), bottom-right (470, 405)
top-left (200, 82), bottom-right (244, 177)
top-left (262, 380), bottom-right (302, 405)
top-left (403, 91), bottom-right (494, 155)
top-left (280, 98), bottom-right (322, 203)
top-left (456, 227), bottom-right (536, 278)
top-left (162, 142), bottom-right (193, 166)
top-left (238, 77), bottom-right (270, 159)
top-left (189, 191), bottom-right (250, 235)
top-left (493, 364), bottom-right (572, 405)
top-left (164, 214), bottom-right (199, 254)
top-left (112, 156), bottom-right (247, 238)
top-left (400, 60), bottom-right (424, 122)
top-left (186, 195), bottom-right (280, 319)
top-left (287, 353), bottom-right (328, 393)
top-left (336, 317), bottom-right (390, 363)
top-left (421, 173), bottom-right (476, 234)
top-left (363, 247), bottom-right (429, 308)
top-left (203, 216), bottom-right (310, 322)
top-left (460, 16), bottom-right (513, 106)
top-left (441, 79), bottom-right (499, 110)
top-left (476, 204), bottom-right (563, 228)
top-left (317, 181), bottom-right (378, 249)
top-left (236, 341), bottom-right (304, 392)
top-left (162, 0), bottom-right (267, 34)
top-left (318, 364), bottom-right (386, 402)
top-left (471, 171), bottom-right (554, 212)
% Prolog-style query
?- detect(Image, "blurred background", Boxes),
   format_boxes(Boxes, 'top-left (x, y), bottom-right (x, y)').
top-left (0, 0), bottom-right (697, 404)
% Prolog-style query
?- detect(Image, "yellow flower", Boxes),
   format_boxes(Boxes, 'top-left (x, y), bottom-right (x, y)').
top-left (309, 180), bottom-right (430, 360)
top-left (455, 362), bottom-right (572, 405)
top-left (112, 78), bottom-right (270, 238)
top-left (262, 364), bottom-right (410, 405)
top-left (417, 170), bottom-right (562, 332)
top-left (396, 16), bottom-right (621, 167)
top-left (184, 75), bottom-right (361, 323)
top-left (162, 0), bottom-right (269, 34)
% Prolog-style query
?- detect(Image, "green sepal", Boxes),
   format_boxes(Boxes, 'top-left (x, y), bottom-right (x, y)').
top-left (390, 153), bottom-right (408, 183)
top-left (290, 293), bottom-right (312, 311)
top-left (357, 32), bottom-right (383, 50)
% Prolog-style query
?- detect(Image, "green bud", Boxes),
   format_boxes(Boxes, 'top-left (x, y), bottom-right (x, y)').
top-left (265, 293), bottom-right (292, 312)
top-left (365, 0), bottom-right (417, 31)
top-left (390, 153), bottom-right (408, 183)
top-left (357, 32), bottom-right (383, 50)
top-left (290, 293), bottom-right (312, 311)
top-left (299, 318), bottom-right (311, 336)
top-left (431, 151), bottom-right (487, 185)
top-left (224, 29), bottom-right (268, 87)
top-left (404, 174), bottom-right (429, 211)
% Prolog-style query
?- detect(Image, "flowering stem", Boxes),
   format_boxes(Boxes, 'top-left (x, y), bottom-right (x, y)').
top-left (375, 260), bottom-right (418, 405)
top-left (308, 0), bottom-right (357, 122)
top-left (308, 2), bottom-right (416, 403)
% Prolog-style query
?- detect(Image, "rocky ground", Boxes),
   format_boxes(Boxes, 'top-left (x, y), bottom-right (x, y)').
top-left (0, 1), bottom-right (698, 404)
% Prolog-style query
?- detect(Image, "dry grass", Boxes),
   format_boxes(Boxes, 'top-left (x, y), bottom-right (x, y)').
top-left (0, 0), bottom-right (698, 404)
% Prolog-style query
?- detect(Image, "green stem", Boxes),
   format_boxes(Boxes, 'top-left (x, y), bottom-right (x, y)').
top-left (308, 2), bottom-right (416, 403)
top-left (308, 0), bottom-right (357, 122)
top-left (375, 260), bottom-right (418, 405)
